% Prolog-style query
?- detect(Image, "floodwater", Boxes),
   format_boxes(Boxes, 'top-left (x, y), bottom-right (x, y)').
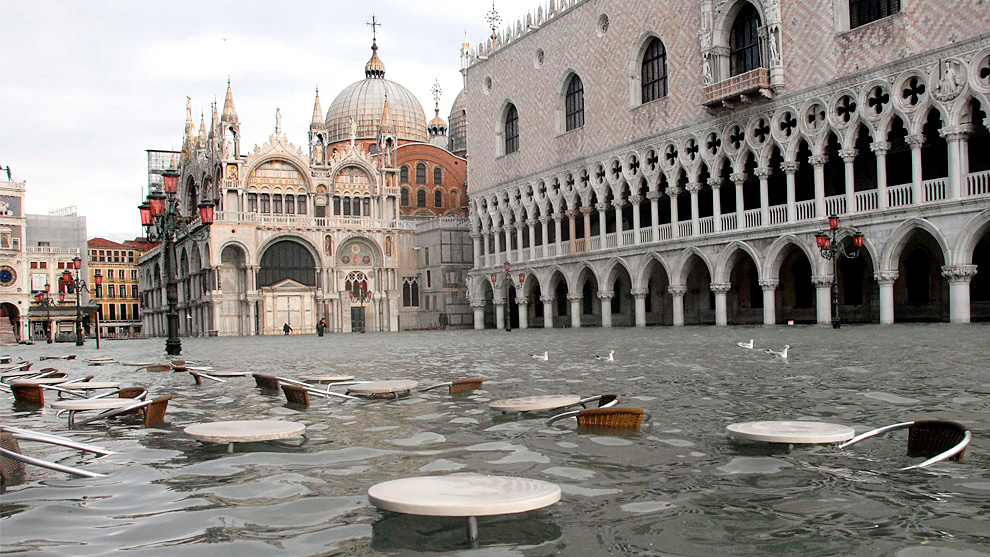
top-left (1, 324), bottom-right (989, 556)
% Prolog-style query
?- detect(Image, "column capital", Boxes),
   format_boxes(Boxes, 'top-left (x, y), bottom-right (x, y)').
top-left (808, 155), bottom-right (828, 167)
top-left (595, 202), bottom-right (609, 212)
top-left (630, 288), bottom-right (648, 298)
top-left (553, 211), bottom-right (565, 221)
top-left (870, 141), bottom-right (891, 155)
top-left (780, 161), bottom-right (799, 174)
top-left (729, 172), bottom-right (747, 184)
top-left (516, 297), bottom-right (529, 306)
top-left (665, 186), bottom-right (682, 197)
top-left (566, 294), bottom-right (583, 302)
top-left (611, 199), bottom-right (625, 208)
top-left (646, 190), bottom-right (662, 200)
top-left (470, 231), bottom-right (482, 239)
top-left (709, 282), bottom-right (732, 294)
top-left (758, 279), bottom-right (780, 291)
top-left (905, 134), bottom-right (926, 148)
top-left (707, 177), bottom-right (724, 188)
top-left (838, 148), bottom-right (858, 161)
top-left (753, 167), bottom-right (772, 178)
top-left (514, 221), bottom-right (526, 230)
top-left (939, 124), bottom-right (973, 141)
top-left (565, 209), bottom-right (578, 218)
top-left (667, 285), bottom-right (687, 296)
top-left (539, 215), bottom-right (551, 225)
top-left (941, 264), bottom-right (978, 283)
top-left (581, 206), bottom-right (595, 215)
top-left (875, 270), bottom-right (899, 285)
top-left (539, 295), bottom-right (555, 303)
top-left (811, 275), bottom-right (833, 288)
top-left (597, 290), bottom-right (614, 300)
top-left (492, 225), bottom-right (503, 233)
top-left (628, 194), bottom-right (642, 204)
top-left (685, 182), bottom-right (703, 193)
top-left (526, 218), bottom-right (538, 226)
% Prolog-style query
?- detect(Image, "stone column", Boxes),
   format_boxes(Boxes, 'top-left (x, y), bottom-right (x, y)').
top-left (612, 200), bottom-right (625, 245)
top-left (839, 148), bottom-right (857, 213)
top-left (492, 226), bottom-right (502, 263)
top-left (629, 194), bottom-right (642, 243)
top-left (754, 168), bottom-right (771, 225)
top-left (810, 156), bottom-right (827, 218)
top-left (686, 182), bottom-right (701, 235)
top-left (595, 203), bottom-right (608, 247)
top-left (539, 216), bottom-right (550, 253)
top-left (710, 282), bottom-right (732, 326)
top-left (631, 288), bottom-right (647, 327)
top-left (760, 279), bottom-right (779, 325)
top-left (875, 270), bottom-right (898, 325)
top-left (709, 177), bottom-right (723, 232)
top-left (553, 212), bottom-right (564, 254)
top-left (669, 285), bottom-right (686, 326)
top-left (471, 232), bottom-right (482, 268)
top-left (812, 275), bottom-right (833, 325)
top-left (940, 126), bottom-right (971, 199)
top-left (598, 291), bottom-right (614, 327)
top-left (871, 141), bottom-right (890, 209)
top-left (494, 301), bottom-right (505, 331)
top-left (906, 134), bottom-right (925, 204)
top-left (517, 297), bottom-right (529, 329)
top-left (481, 227), bottom-right (490, 265)
top-left (472, 302), bottom-right (485, 330)
top-left (566, 210), bottom-right (577, 253)
top-left (541, 295), bottom-right (554, 328)
top-left (527, 218), bottom-right (537, 258)
top-left (781, 161), bottom-right (797, 222)
top-left (568, 294), bottom-right (582, 328)
top-left (667, 186), bottom-right (681, 237)
top-left (515, 222), bottom-right (526, 261)
top-left (730, 172), bottom-right (746, 229)
top-left (647, 191), bottom-right (661, 238)
top-left (942, 265), bottom-right (978, 323)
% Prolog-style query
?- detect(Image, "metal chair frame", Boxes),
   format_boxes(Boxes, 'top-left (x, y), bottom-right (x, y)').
top-left (839, 420), bottom-right (972, 470)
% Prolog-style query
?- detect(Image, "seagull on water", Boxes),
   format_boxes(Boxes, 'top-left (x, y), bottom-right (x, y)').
top-left (531, 351), bottom-right (549, 361)
top-left (595, 350), bottom-right (616, 362)
top-left (737, 339), bottom-right (755, 349)
top-left (765, 345), bottom-right (790, 360)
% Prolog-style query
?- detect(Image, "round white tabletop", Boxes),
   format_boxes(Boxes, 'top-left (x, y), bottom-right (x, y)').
top-left (58, 382), bottom-right (120, 390)
top-left (122, 361), bottom-right (155, 366)
top-left (726, 421), bottom-right (856, 444)
top-left (368, 474), bottom-right (561, 517)
top-left (489, 394), bottom-right (581, 413)
top-left (184, 420), bottom-right (306, 444)
top-left (347, 379), bottom-right (418, 396)
top-left (51, 398), bottom-right (136, 410)
top-left (0, 369), bottom-right (41, 379)
top-left (299, 375), bottom-right (355, 382)
top-left (205, 371), bottom-right (252, 377)
top-left (10, 377), bottom-right (70, 385)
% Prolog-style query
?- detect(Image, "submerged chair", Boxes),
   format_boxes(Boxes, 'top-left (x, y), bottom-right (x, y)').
top-left (420, 378), bottom-right (484, 394)
top-left (253, 374), bottom-right (281, 390)
top-left (839, 420), bottom-right (971, 470)
top-left (72, 394), bottom-right (171, 428)
top-left (546, 395), bottom-right (649, 430)
top-left (1, 425), bottom-right (113, 485)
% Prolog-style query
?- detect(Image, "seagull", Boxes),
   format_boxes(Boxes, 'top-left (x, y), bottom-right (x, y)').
top-left (531, 351), bottom-right (549, 361)
top-left (736, 339), bottom-right (755, 349)
top-left (595, 350), bottom-right (616, 362)
top-left (765, 345), bottom-right (790, 360)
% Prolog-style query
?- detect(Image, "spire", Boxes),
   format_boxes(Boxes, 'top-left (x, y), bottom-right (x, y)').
top-left (364, 15), bottom-right (385, 78)
top-left (310, 87), bottom-right (324, 129)
top-left (184, 96), bottom-right (195, 141)
top-left (428, 79), bottom-right (447, 135)
top-left (198, 111), bottom-right (208, 144)
top-left (380, 91), bottom-right (392, 129)
top-left (221, 78), bottom-right (238, 123)
top-left (210, 99), bottom-right (219, 138)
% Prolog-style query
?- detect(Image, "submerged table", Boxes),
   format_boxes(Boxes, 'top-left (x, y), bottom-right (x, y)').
top-left (0, 369), bottom-right (42, 379)
top-left (299, 375), bottom-right (355, 382)
top-left (726, 421), bottom-right (856, 444)
top-left (184, 419), bottom-right (306, 453)
top-left (10, 377), bottom-right (70, 386)
top-left (206, 371), bottom-right (253, 377)
top-left (51, 398), bottom-right (137, 427)
top-left (346, 380), bottom-right (417, 398)
top-left (56, 382), bottom-right (121, 391)
top-left (489, 394), bottom-right (581, 413)
top-left (368, 474), bottom-right (561, 542)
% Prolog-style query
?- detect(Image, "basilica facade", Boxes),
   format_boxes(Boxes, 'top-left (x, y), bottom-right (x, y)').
top-left (139, 37), bottom-right (473, 336)
top-left (464, 0), bottom-right (990, 328)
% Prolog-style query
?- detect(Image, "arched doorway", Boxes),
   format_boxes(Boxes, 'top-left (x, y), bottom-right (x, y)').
top-left (836, 237), bottom-right (877, 323)
top-left (642, 257), bottom-right (671, 326)
top-left (683, 255), bottom-right (714, 325)
top-left (726, 249), bottom-right (762, 325)
top-left (259, 239), bottom-right (317, 334)
top-left (776, 246), bottom-right (815, 324)
top-left (1, 302), bottom-right (19, 342)
top-left (893, 230), bottom-right (947, 322)
top-left (972, 230), bottom-right (990, 321)
top-left (219, 244), bottom-right (248, 335)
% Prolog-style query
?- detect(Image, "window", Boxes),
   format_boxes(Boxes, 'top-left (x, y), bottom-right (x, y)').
top-left (641, 38), bottom-right (668, 103)
top-left (285, 194), bottom-right (295, 214)
top-left (248, 193), bottom-right (258, 212)
top-left (850, 0), bottom-right (900, 28)
top-left (273, 194), bottom-right (283, 213)
top-left (402, 278), bottom-right (420, 307)
top-left (353, 197), bottom-right (362, 217)
top-left (434, 189), bottom-right (443, 208)
top-left (94, 284), bottom-right (102, 298)
top-left (504, 103), bottom-right (519, 154)
top-left (401, 187), bottom-right (410, 206)
top-left (416, 163), bottom-right (427, 184)
top-left (109, 304), bottom-right (116, 320)
top-left (363, 197), bottom-right (370, 216)
top-left (131, 303), bottom-right (139, 319)
top-left (108, 285), bottom-right (115, 298)
top-left (433, 166), bottom-right (442, 185)
top-left (131, 270), bottom-right (137, 281)
top-left (260, 194), bottom-right (270, 213)
top-left (426, 270), bottom-right (432, 288)
top-left (119, 304), bottom-right (127, 321)
top-left (565, 74), bottom-right (585, 131)
top-left (400, 166), bottom-right (409, 182)
top-left (342, 196), bottom-right (351, 216)
top-left (417, 189), bottom-right (427, 207)
top-left (729, 3), bottom-right (761, 76)
top-left (118, 269), bottom-right (125, 280)
top-left (131, 285), bottom-right (138, 297)
top-left (297, 195), bottom-right (307, 215)
top-left (333, 196), bottom-right (341, 215)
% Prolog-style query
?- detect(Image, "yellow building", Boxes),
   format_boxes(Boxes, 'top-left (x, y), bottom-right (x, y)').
top-left (88, 238), bottom-right (155, 338)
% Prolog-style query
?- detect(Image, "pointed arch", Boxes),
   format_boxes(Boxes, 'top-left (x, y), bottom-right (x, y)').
top-left (763, 234), bottom-right (816, 280)
top-left (880, 217), bottom-right (951, 272)
top-left (715, 240), bottom-right (763, 284)
top-left (672, 247), bottom-right (715, 285)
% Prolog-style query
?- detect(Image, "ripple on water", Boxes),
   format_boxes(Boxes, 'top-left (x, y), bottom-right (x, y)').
top-left (387, 432), bottom-right (445, 447)
top-left (542, 466), bottom-right (595, 480)
top-left (863, 391), bottom-right (921, 404)
top-left (419, 459), bottom-right (466, 472)
top-left (620, 501), bottom-right (677, 513)
top-left (588, 436), bottom-right (634, 446)
top-left (717, 457), bottom-right (793, 475)
top-left (658, 438), bottom-right (694, 447)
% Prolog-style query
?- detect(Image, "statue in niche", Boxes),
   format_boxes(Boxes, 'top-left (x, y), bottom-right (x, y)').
top-left (385, 235), bottom-right (393, 257)
top-left (275, 108), bottom-right (282, 134)
top-left (349, 116), bottom-right (357, 146)
top-left (324, 234), bottom-right (333, 256)
top-left (768, 32), bottom-right (779, 64)
top-left (933, 60), bottom-right (962, 101)
top-left (703, 57), bottom-right (713, 85)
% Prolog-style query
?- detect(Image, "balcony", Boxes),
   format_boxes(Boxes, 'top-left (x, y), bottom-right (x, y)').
top-left (703, 68), bottom-right (771, 108)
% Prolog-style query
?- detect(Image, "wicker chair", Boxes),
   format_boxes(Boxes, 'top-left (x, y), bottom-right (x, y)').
top-left (147, 364), bottom-right (171, 372)
top-left (253, 374), bottom-right (280, 390)
top-left (1, 431), bottom-right (26, 491)
top-left (10, 384), bottom-right (45, 406)
top-left (142, 395), bottom-right (172, 426)
top-left (576, 407), bottom-right (646, 430)
top-left (282, 384), bottom-right (310, 407)
top-left (839, 420), bottom-right (971, 470)
top-left (420, 378), bottom-right (484, 394)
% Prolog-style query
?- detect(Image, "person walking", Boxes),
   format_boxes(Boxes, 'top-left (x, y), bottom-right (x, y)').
top-left (316, 318), bottom-right (326, 337)
top-left (283, 322), bottom-right (293, 335)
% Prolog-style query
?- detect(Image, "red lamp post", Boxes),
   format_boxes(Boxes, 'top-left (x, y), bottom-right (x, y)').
top-left (815, 215), bottom-right (866, 329)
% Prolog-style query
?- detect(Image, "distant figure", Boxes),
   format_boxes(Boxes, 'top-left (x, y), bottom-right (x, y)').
top-left (283, 322), bottom-right (293, 335)
top-left (438, 312), bottom-right (448, 330)
top-left (316, 318), bottom-right (326, 337)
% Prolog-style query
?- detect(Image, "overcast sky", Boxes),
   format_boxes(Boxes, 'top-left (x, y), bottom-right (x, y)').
top-left (1, 0), bottom-right (534, 242)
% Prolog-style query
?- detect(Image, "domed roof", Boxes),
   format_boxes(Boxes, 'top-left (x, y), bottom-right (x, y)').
top-left (325, 40), bottom-right (427, 144)
top-left (448, 88), bottom-right (467, 155)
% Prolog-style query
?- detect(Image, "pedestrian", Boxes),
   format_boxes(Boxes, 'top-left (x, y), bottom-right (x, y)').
top-left (283, 322), bottom-right (293, 335)
top-left (316, 318), bottom-right (326, 337)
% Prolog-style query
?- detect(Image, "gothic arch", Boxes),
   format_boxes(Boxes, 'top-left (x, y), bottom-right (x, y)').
top-left (763, 234), bottom-right (817, 280)
top-left (714, 240), bottom-right (763, 283)
top-left (246, 155), bottom-right (314, 193)
top-left (602, 257), bottom-right (635, 288)
top-left (880, 218), bottom-right (951, 272)
top-left (638, 252), bottom-right (673, 288)
top-left (672, 247), bottom-right (714, 285)
top-left (258, 234), bottom-right (321, 270)
top-left (953, 207), bottom-right (990, 265)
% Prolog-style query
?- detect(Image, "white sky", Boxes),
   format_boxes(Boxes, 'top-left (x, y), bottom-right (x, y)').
top-left (1, 0), bottom-right (534, 242)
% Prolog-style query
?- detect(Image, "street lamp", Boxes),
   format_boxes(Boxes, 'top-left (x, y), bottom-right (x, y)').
top-left (138, 166), bottom-right (215, 355)
top-left (490, 261), bottom-right (524, 332)
top-left (59, 257), bottom-right (90, 346)
top-left (348, 281), bottom-right (372, 333)
top-left (34, 282), bottom-right (55, 343)
top-left (815, 215), bottom-right (864, 329)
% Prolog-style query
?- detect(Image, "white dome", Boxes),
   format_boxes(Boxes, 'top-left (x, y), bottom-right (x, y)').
top-left (325, 79), bottom-right (427, 144)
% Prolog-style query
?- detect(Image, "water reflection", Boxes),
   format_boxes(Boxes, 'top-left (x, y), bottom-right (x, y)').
top-left (1, 324), bottom-right (988, 555)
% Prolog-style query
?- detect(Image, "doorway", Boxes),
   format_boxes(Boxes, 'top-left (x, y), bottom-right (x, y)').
top-left (351, 306), bottom-right (366, 333)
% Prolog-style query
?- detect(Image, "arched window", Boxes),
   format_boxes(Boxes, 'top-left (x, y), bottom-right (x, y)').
top-left (565, 75), bottom-right (585, 131)
top-left (849, 0), bottom-right (900, 28)
top-left (400, 166), bottom-right (409, 182)
top-left (273, 194), bottom-right (282, 213)
top-left (416, 162), bottom-right (426, 184)
top-left (504, 103), bottom-right (519, 154)
top-left (434, 189), bottom-right (443, 208)
top-left (342, 196), bottom-right (351, 216)
top-left (296, 195), bottom-right (307, 215)
top-left (401, 187), bottom-right (410, 206)
top-left (641, 38), bottom-right (668, 103)
top-left (416, 189), bottom-right (427, 207)
top-left (451, 189), bottom-right (460, 209)
top-left (285, 194), bottom-right (295, 214)
top-left (333, 196), bottom-right (341, 215)
top-left (729, 3), bottom-right (761, 76)
top-left (433, 166), bottom-right (442, 185)
top-left (260, 194), bottom-right (270, 213)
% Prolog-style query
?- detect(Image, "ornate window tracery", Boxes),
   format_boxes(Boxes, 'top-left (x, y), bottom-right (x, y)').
top-left (641, 38), bottom-right (668, 103)
top-left (729, 3), bottom-right (761, 76)
top-left (850, 0), bottom-right (900, 28)
top-left (565, 74), bottom-right (585, 131)
top-left (504, 103), bottom-right (519, 154)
